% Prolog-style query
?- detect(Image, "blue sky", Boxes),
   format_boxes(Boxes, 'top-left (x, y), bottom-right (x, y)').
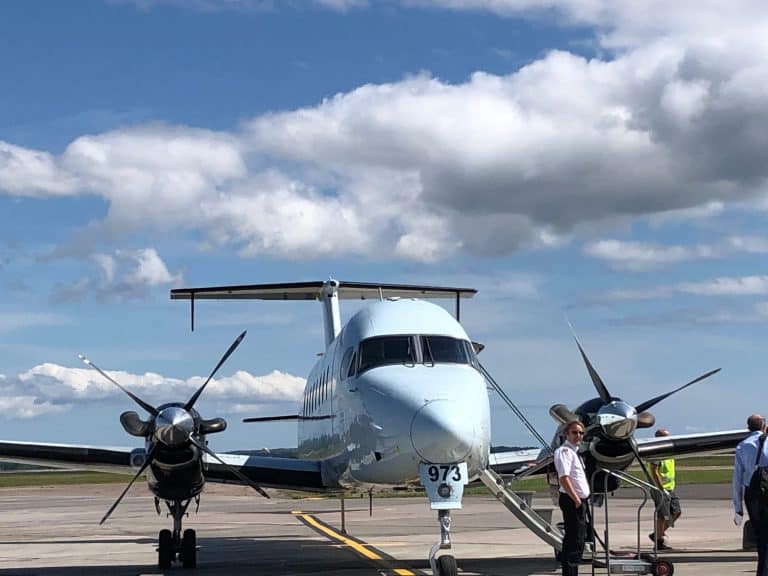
top-left (1, 0), bottom-right (767, 451)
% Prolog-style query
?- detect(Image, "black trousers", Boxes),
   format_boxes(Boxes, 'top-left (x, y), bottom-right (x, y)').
top-left (559, 492), bottom-right (587, 576)
top-left (745, 487), bottom-right (768, 576)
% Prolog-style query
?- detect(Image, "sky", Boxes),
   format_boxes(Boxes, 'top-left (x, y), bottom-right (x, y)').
top-left (1, 0), bottom-right (767, 452)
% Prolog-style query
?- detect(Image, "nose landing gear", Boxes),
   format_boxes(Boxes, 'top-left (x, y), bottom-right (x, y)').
top-left (419, 462), bottom-right (468, 576)
top-left (429, 509), bottom-right (458, 576)
top-left (156, 498), bottom-right (198, 569)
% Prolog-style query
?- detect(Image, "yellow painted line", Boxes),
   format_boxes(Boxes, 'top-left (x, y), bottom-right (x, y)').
top-left (293, 510), bottom-right (416, 574)
top-left (297, 513), bottom-right (382, 560)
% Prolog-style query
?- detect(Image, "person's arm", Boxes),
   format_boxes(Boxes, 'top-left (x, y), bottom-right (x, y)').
top-left (733, 448), bottom-right (744, 515)
top-left (559, 475), bottom-right (582, 507)
top-left (651, 462), bottom-right (664, 491)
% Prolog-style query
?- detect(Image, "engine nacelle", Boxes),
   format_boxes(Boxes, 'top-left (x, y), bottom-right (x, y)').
top-left (130, 447), bottom-right (147, 470)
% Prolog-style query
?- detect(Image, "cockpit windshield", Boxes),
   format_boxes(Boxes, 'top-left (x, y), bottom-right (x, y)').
top-left (421, 335), bottom-right (471, 365)
top-left (355, 334), bottom-right (475, 374)
top-left (358, 335), bottom-right (415, 373)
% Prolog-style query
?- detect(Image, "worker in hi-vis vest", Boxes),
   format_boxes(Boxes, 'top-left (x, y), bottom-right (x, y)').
top-left (650, 428), bottom-right (682, 550)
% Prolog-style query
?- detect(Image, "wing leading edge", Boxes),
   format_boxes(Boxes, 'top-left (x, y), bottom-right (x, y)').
top-left (635, 429), bottom-right (749, 460)
top-left (170, 280), bottom-right (477, 302)
top-left (0, 440), bottom-right (328, 491)
top-left (0, 440), bottom-right (134, 473)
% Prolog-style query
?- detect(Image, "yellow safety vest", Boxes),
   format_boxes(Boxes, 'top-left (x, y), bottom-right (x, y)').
top-left (657, 458), bottom-right (675, 491)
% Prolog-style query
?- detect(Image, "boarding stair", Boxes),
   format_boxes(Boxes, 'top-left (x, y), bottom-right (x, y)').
top-left (479, 467), bottom-right (566, 551)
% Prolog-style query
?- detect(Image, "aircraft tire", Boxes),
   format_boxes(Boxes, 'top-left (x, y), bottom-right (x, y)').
top-left (158, 529), bottom-right (173, 569)
top-left (181, 528), bottom-right (197, 569)
top-left (437, 554), bottom-right (458, 576)
top-left (652, 559), bottom-right (674, 576)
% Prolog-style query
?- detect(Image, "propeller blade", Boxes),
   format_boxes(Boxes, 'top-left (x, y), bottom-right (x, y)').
top-left (568, 323), bottom-right (612, 404)
top-left (79, 354), bottom-right (158, 417)
top-left (549, 404), bottom-right (578, 425)
top-left (100, 445), bottom-right (157, 525)
top-left (636, 411), bottom-right (656, 429)
top-left (628, 437), bottom-right (656, 487)
top-left (634, 368), bottom-right (721, 413)
top-left (190, 438), bottom-right (270, 499)
top-left (185, 330), bottom-right (247, 411)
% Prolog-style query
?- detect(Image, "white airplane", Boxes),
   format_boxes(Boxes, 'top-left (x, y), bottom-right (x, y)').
top-left (0, 278), bottom-right (750, 575)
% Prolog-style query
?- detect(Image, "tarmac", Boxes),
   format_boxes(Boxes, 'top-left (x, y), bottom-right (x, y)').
top-left (0, 482), bottom-right (755, 575)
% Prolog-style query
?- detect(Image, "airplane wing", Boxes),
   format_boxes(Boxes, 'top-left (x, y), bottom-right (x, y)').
top-left (0, 440), bottom-right (134, 473)
top-left (0, 440), bottom-right (328, 491)
top-left (203, 453), bottom-right (327, 491)
top-left (635, 429), bottom-right (748, 460)
top-left (488, 429), bottom-right (748, 478)
top-left (489, 448), bottom-right (550, 477)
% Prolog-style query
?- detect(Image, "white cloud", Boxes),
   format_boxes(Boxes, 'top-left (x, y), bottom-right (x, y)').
top-left (119, 248), bottom-right (182, 287)
top-left (0, 396), bottom-right (69, 420)
top-left (313, 0), bottom-right (368, 10)
top-left (603, 275), bottom-right (768, 301)
top-left (727, 236), bottom-right (768, 254)
top-left (755, 301), bottom-right (768, 317)
top-left (1, 363), bottom-right (306, 420)
top-left (584, 240), bottom-right (716, 270)
top-left (0, 312), bottom-right (70, 333)
top-left (646, 201), bottom-right (725, 226)
top-left (585, 236), bottom-right (768, 270)
top-left (0, 142), bottom-right (79, 197)
top-left (3, 5), bottom-right (768, 261)
top-left (55, 248), bottom-right (182, 302)
top-left (678, 276), bottom-right (768, 296)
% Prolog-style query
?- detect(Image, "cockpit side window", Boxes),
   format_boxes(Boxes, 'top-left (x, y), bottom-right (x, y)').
top-left (340, 347), bottom-right (354, 381)
top-left (358, 335), bottom-right (415, 374)
top-left (420, 335), bottom-right (470, 365)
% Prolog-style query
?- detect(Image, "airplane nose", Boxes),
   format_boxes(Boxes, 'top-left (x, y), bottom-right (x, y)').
top-left (410, 399), bottom-right (476, 463)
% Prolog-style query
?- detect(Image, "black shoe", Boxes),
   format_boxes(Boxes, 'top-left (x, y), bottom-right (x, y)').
top-left (648, 532), bottom-right (656, 543)
top-left (657, 541), bottom-right (672, 551)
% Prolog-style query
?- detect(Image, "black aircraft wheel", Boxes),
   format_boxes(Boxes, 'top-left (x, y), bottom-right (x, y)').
top-left (181, 528), bottom-right (197, 569)
top-left (437, 554), bottom-right (458, 576)
top-left (652, 559), bottom-right (674, 576)
top-left (158, 529), bottom-right (174, 569)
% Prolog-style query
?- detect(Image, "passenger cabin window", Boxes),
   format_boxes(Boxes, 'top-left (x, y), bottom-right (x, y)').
top-left (421, 335), bottom-right (471, 365)
top-left (358, 336), bottom-right (415, 373)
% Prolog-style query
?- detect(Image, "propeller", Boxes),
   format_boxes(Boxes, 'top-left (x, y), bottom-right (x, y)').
top-left (556, 325), bottom-right (721, 442)
top-left (634, 368), bottom-right (721, 413)
top-left (185, 330), bottom-right (247, 411)
top-left (100, 444), bottom-right (158, 525)
top-left (80, 330), bottom-right (270, 523)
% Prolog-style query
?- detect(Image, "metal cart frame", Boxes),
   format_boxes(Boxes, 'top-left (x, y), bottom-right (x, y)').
top-left (590, 468), bottom-right (674, 576)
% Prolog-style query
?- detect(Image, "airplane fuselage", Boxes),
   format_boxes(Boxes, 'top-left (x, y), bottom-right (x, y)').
top-left (297, 298), bottom-right (491, 488)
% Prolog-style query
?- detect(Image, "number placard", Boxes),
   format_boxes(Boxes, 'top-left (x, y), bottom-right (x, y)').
top-left (419, 461), bottom-right (469, 510)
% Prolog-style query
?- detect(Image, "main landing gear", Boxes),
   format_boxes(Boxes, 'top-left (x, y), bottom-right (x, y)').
top-left (156, 498), bottom-right (198, 569)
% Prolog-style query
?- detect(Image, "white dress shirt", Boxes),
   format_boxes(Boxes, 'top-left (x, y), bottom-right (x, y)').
top-left (555, 440), bottom-right (591, 499)
top-left (733, 431), bottom-right (767, 514)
